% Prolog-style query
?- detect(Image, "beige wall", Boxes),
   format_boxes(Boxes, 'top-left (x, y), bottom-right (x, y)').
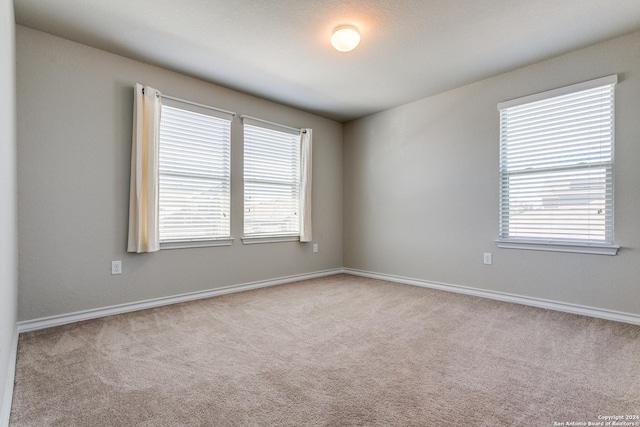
top-left (344, 31), bottom-right (640, 315)
top-left (0, 0), bottom-right (17, 420)
top-left (16, 26), bottom-right (343, 321)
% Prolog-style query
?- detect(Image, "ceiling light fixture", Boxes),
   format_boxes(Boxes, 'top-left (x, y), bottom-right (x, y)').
top-left (331, 26), bottom-right (360, 52)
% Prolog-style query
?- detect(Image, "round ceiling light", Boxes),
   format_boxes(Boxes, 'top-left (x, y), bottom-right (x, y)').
top-left (331, 26), bottom-right (360, 52)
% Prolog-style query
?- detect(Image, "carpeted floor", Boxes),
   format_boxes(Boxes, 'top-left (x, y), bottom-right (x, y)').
top-left (10, 274), bottom-right (640, 426)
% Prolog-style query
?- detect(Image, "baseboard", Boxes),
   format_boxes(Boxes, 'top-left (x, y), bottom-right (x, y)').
top-left (18, 265), bottom-right (639, 333)
top-left (17, 268), bottom-right (344, 333)
top-left (1, 327), bottom-right (18, 427)
top-left (344, 268), bottom-right (640, 326)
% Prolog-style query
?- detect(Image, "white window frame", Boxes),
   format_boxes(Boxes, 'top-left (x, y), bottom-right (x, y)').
top-left (158, 97), bottom-right (234, 249)
top-left (496, 75), bottom-right (619, 256)
top-left (242, 116), bottom-right (302, 244)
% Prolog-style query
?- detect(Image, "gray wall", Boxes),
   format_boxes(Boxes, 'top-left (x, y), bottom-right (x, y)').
top-left (15, 23), bottom-right (640, 324)
top-left (344, 31), bottom-right (640, 315)
top-left (0, 0), bottom-right (17, 419)
top-left (17, 26), bottom-right (343, 321)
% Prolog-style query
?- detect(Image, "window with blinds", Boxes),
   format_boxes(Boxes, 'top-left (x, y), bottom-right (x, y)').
top-left (243, 120), bottom-right (301, 238)
top-left (158, 100), bottom-right (232, 244)
top-left (498, 75), bottom-right (617, 254)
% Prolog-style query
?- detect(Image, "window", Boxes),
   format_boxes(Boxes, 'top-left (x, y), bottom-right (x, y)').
top-left (243, 117), bottom-right (302, 241)
top-left (497, 75), bottom-right (618, 255)
top-left (158, 99), bottom-right (233, 247)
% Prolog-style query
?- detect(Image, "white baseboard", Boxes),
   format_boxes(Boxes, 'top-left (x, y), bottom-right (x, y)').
top-left (1, 327), bottom-right (18, 427)
top-left (344, 268), bottom-right (640, 326)
top-left (16, 264), bottom-right (640, 333)
top-left (17, 268), bottom-right (344, 333)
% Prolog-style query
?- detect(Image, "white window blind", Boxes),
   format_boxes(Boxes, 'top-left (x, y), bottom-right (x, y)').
top-left (158, 101), bottom-right (232, 244)
top-left (498, 75), bottom-right (617, 251)
top-left (243, 119), bottom-right (301, 238)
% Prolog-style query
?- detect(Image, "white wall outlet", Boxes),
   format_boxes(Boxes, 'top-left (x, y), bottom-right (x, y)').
top-left (313, 243), bottom-right (319, 253)
top-left (483, 253), bottom-right (492, 265)
top-left (111, 260), bottom-right (122, 275)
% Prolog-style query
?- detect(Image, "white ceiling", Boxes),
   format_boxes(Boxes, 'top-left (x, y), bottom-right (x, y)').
top-left (13, 0), bottom-right (640, 122)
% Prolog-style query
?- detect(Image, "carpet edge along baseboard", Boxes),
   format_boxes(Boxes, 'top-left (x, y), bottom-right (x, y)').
top-left (344, 268), bottom-right (640, 326)
top-left (16, 268), bottom-right (345, 333)
top-left (16, 267), bottom-right (640, 334)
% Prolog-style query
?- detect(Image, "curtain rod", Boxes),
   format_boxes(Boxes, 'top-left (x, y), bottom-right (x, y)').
top-left (162, 94), bottom-right (236, 118)
top-left (141, 88), bottom-right (236, 118)
top-left (241, 115), bottom-right (306, 134)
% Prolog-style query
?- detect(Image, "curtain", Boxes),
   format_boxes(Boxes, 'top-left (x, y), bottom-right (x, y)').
top-left (299, 129), bottom-right (313, 242)
top-left (127, 84), bottom-right (162, 253)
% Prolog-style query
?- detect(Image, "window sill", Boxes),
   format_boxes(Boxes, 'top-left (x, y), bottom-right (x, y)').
top-left (242, 235), bottom-right (300, 245)
top-left (495, 239), bottom-right (619, 256)
top-left (160, 238), bottom-right (234, 250)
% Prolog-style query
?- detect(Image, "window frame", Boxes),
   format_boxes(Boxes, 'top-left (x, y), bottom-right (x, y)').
top-left (495, 75), bottom-right (619, 256)
top-left (241, 116), bottom-right (303, 244)
top-left (157, 98), bottom-right (234, 249)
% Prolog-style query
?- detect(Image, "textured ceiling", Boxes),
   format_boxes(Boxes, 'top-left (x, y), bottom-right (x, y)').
top-left (13, 0), bottom-right (640, 122)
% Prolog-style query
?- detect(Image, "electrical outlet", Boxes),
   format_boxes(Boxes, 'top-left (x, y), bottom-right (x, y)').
top-left (313, 244), bottom-right (319, 253)
top-left (111, 260), bottom-right (122, 275)
top-left (483, 253), bottom-right (492, 265)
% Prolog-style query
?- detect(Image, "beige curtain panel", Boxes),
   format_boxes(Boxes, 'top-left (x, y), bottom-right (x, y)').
top-left (127, 84), bottom-right (162, 253)
top-left (300, 129), bottom-right (312, 242)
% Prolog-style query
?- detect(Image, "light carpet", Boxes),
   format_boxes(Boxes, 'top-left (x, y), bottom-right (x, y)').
top-left (10, 274), bottom-right (640, 426)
